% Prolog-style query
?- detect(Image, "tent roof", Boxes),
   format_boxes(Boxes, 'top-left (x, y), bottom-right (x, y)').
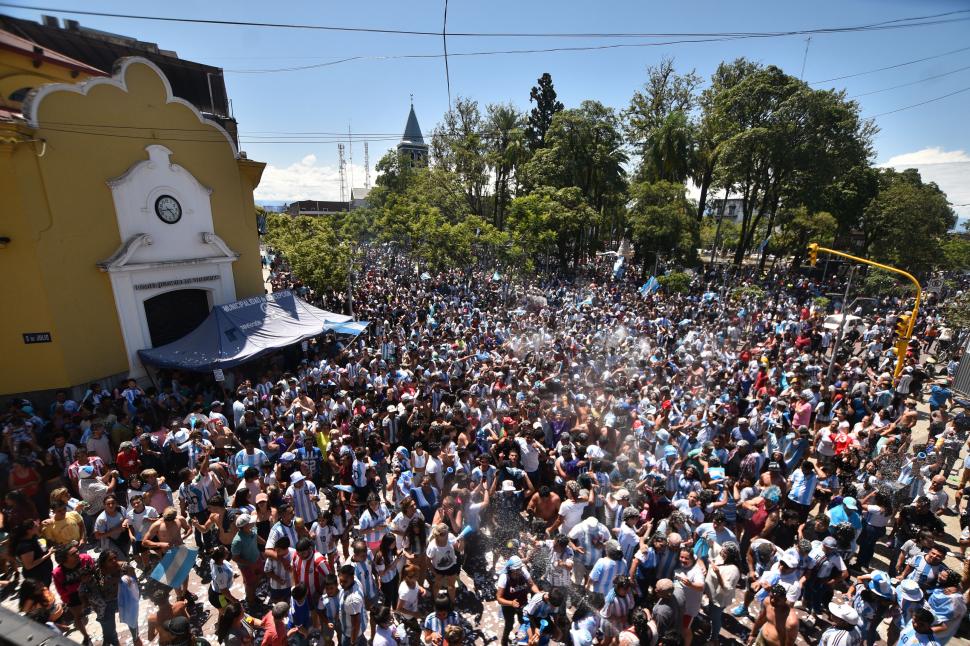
top-left (138, 290), bottom-right (367, 372)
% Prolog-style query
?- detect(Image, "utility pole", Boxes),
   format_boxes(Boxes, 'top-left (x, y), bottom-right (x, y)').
top-left (826, 266), bottom-right (855, 384)
top-left (337, 144), bottom-right (346, 203)
top-left (364, 142), bottom-right (371, 189)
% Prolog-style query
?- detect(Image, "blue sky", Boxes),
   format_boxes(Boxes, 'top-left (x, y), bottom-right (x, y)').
top-left (6, 0), bottom-right (969, 217)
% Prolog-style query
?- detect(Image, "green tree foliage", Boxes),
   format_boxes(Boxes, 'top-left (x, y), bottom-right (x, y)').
top-left (658, 271), bottom-right (692, 294)
top-left (506, 186), bottom-right (600, 270)
top-left (485, 103), bottom-right (529, 229)
top-left (264, 214), bottom-right (350, 294)
top-left (625, 57), bottom-right (701, 184)
top-left (522, 101), bottom-right (628, 222)
top-left (526, 73), bottom-right (564, 151)
top-left (941, 235), bottom-right (970, 271)
top-left (773, 206), bottom-right (837, 266)
top-left (943, 291), bottom-right (970, 331)
top-left (709, 64), bottom-right (874, 265)
top-left (430, 97), bottom-right (489, 219)
top-left (862, 168), bottom-right (957, 275)
top-left (626, 180), bottom-right (700, 266)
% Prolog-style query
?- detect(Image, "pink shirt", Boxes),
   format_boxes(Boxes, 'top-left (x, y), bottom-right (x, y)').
top-left (792, 400), bottom-right (813, 428)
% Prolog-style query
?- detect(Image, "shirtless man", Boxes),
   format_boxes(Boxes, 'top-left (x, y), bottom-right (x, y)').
top-left (746, 584), bottom-right (799, 646)
top-left (527, 486), bottom-right (562, 528)
top-left (146, 588), bottom-right (190, 646)
top-left (143, 506), bottom-right (193, 600)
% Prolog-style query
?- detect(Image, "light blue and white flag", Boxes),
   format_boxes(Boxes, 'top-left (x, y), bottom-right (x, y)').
top-left (150, 545), bottom-right (198, 589)
top-left (492, 271), bottom-right (501, 280)
top-left (639, 276), bottom-right (660, 297)
top-left (612, 256), bottom-right (625, 278)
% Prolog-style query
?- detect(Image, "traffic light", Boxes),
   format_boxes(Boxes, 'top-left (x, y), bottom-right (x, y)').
top-left (895, 312), bottom-right (912, 339)
top-left (807, 243), bottom-right (819, 267)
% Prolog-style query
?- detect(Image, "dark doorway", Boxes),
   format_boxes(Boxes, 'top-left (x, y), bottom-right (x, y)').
top-left (144, 289), bottom-right (210, 347)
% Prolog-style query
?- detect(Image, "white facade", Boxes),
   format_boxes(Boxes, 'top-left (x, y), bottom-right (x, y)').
top-left (99, 144), bottom-right (239, 377)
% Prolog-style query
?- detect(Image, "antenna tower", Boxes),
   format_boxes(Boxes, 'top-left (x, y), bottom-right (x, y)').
top-left (348, 125), bottom-right (355, 192)
top-left (364, 142), bottom-right (371, 189)
top-left (337, 143), bottom-right (346, 202)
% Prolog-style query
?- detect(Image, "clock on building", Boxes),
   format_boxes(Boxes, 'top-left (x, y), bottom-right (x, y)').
top-left (154, 194), bottom-right (182, 224)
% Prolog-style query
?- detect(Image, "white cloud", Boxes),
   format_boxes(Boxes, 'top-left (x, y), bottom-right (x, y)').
top-left (877, 147), bottom-right (970, 227)
top-left (253, 154), bottom-right (371, 202)
top-left (881, 147), bottom-right (970, 167)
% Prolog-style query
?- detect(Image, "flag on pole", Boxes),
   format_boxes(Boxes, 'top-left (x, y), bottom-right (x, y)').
top-left (639, 276), bottom-right (660, 297)
top-left (150, 545), bottom-right (198, 589)
top-left (612, 256), bottom-right (625, 278)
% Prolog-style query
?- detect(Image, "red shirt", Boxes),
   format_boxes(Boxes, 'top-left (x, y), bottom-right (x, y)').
top-left (116, 449), bottom-right (140, 478)
top-left (260, 613), bottom-right (286, 646)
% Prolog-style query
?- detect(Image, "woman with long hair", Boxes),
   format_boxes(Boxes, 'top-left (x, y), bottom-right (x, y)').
top-left (216, 602), bottom-right (255, 646)
top-left (12, 518), bottom-right (53, 586)
top-left (376, 533), bottom-right (404, 611)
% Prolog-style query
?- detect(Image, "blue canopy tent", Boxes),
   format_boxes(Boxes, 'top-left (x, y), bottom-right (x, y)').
top-left (138, 290), bottom-right (367, 372)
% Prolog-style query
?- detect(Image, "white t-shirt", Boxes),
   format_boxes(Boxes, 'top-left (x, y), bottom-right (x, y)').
top-left (125, 505), bottom-right (159, 540)
top-left (863, 505), bottom-right (891, 528)
top-left (558, 500), bottom-right (587, 535)
top-left (516, 437), bottom-right (540, 472)
top-left (426, 535), bottom-right (458, 571)
top-left (398, 581), bottom-right (420, 614)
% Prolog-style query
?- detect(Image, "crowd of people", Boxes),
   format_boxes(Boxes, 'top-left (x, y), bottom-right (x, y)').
top-left (2, 250), bottom-right (968, 646)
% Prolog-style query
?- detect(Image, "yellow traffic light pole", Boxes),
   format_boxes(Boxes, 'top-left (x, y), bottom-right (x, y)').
top-left (807, 243), bottom-right (922, 379)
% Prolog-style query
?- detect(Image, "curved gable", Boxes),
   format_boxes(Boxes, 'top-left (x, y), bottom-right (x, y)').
top-left (22, 56), bottom-right (237, 157)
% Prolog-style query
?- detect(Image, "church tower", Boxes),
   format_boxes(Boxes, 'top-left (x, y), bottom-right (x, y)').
top-left (397, 100), bottom-right (428, 165)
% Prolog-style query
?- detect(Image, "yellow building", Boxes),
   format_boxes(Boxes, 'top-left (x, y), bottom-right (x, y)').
top-left (0, 29), bottom-right (265, 395)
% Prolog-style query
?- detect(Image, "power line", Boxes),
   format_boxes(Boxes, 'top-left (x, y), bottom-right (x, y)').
top-left (810, 44), bottom-right (970, 84)
top-left (442, 0), bottom-right (451, 109)
top-left (1, 3), bottom-right (966, 38)
top-left (849, 63), bottom-right (970, 98)
top-left (868, 85), bottom-right (970, 117)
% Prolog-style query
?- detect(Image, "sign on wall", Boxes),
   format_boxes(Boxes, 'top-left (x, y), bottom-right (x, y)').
top-left (23, 332), bottom-right (52, 344)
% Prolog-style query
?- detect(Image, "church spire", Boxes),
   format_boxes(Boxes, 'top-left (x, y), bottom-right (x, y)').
top-left (398, 100), bottom-right (428, 165)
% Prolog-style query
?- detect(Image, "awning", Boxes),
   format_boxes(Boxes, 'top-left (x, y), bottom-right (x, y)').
top-left (138, 290), bottom-right (367, 372)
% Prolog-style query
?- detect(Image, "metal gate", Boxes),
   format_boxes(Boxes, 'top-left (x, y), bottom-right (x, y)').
top-left (952, 337), bottom-right (970, 397)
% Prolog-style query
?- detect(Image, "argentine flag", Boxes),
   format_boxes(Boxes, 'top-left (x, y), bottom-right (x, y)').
top-left (639, 276), bottom-right (660, 297)
top-left (150, 545), bottom-right (198, 589)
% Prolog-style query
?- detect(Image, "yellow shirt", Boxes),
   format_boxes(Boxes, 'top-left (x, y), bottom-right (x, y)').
top-left (41, 511), bottom-right (84, 546)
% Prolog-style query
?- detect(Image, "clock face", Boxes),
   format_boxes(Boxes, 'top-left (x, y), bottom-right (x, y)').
top-left (154, 195), bottom-right (182, 224)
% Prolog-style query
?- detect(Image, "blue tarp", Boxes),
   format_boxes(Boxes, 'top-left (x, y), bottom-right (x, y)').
top-left (137, 290), bottom-right (368, 372)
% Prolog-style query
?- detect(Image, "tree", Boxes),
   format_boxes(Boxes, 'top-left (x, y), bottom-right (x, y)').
top-left (710, 65), bottom-right (874, 266)
top-left (693, 58), bottom-right (761, 221)
top-left (522, 101), bottom-right (627, 220)
top-left (624, 57), bottom-right (701, 183)
top-left (773, 206), bottom-right (837, 267)
top-left (941, 235), bottom-right (970, 271)
top-left (861, 168), bottom-right (956, 275)
top-left (658, 271), bottom-right (692, 294)
top-left (506, 186), bottom-right (600, 270)
top-left (485, 103), bottom-right (529, 229)
top-left (431, 97), bottom-right (489, 219)
top-left (525, 73), bottom-right (564, 151)
top-left (626, 180), bottom-right (700, 266)
top-left (264, 215), bottom-right (350, 295)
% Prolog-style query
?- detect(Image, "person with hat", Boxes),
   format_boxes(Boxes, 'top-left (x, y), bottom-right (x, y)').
top-left (821, 602), bottom-right (864, 646)
top-left (848, 570), bottom-right (894, 646)
top-left (496, 555), bottom-right (539, 646)
top-left (889, 578), bottom-right (926, 646)
top-left (230, 513), bottom-right (261, 607)
top-left (802, 536), bottom-right (849, 615)
top-left (746, 584), bottom-right (799, 646)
